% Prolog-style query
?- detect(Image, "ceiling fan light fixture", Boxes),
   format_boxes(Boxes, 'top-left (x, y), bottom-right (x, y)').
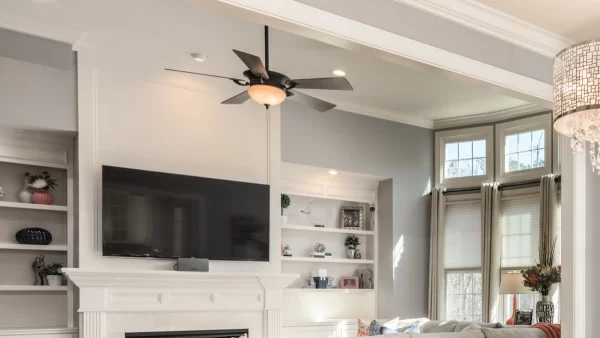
top-left (191, 53), bottom-right (208, 62)
top-left (248, 84), bottom-right (286, 106)
top-left (332, 69), bottom-right (346, 76)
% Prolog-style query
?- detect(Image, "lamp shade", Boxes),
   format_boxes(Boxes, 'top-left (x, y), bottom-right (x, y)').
top-left (499, 273), bottom-right (530, 295)
top-left (248, 84), bottom-right (286, 106)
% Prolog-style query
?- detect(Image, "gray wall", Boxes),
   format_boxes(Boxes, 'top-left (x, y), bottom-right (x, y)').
top-left (0, 29), bottom-right (77, 132)
top-left (282, 100), bottom-right (434, 318)
top-left (377, 179), bottom-right (394, 316)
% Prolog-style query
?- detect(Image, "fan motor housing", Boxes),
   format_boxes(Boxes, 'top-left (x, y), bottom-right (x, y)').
top-left (243, 70), bottom-right (295, 95)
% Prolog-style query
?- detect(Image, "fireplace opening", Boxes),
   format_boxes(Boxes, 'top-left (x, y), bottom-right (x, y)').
top-left (125, 329), bottom-right (249, 338)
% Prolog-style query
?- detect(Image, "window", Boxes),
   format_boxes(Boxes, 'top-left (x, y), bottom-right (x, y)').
top-left (444, 200), bottom-right (482, 320)
top-left (446, 271), bottom-right (483, 322)
top-left (445, 140), bottom-right (486, 178)
top-left (501, 195), bottom-right (540, 267)
top-left (435, 126), bottom-right (493, 187)
top-left (496, 115), bottom-right (551, 183)
top-left (505, 130), bottom-right (545, 172)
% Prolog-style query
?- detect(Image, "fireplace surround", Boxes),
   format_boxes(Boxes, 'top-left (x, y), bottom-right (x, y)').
top-left (63, 269), bottom-right (297, 338)
top-left (126, 329), bottom-right (249, 338)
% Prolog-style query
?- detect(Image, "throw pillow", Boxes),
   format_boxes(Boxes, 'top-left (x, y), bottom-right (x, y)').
top-left (400, 324), bottom-right (420, 333)
top-left (358, 319), bottom-right (384, 336)
top-left (368, 320), bottom-right (382, 336)
top-left (461, 323), bottom-right (482, 332)
top-left (357, 318), bottom-right (370, 337)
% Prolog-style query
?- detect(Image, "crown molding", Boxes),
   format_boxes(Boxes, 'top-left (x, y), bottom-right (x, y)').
top-left (395, 0), bottom-right (573, 58)
top-left (334, 102), bottom-right (435, 129)
top-left (433, 104), bottom-right (547, 129)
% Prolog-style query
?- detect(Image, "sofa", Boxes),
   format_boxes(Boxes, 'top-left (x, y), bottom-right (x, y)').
top-left (371, 320), bottom-right (546, 338)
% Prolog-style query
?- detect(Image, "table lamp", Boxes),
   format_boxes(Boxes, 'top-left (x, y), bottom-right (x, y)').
top-left (499, 273), bottom-right (531, 325)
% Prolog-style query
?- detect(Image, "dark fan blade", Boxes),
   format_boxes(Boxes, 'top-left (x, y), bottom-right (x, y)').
top-left (165, 68), bottom-right (246, 82)
top-left (290, 77), bottom-right (353, 90)
top-left (222, 91), bottom-right (250, 104)
top-left (288, 90), bottom-right (336, 112)
top-left (233, 50), bottom-right (269, 79)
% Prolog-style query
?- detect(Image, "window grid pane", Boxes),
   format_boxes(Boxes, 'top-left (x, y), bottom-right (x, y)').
top-left (446, 272), bottom-right (483, 322)
top-left (445, 139), bottom-right (486, 178)
top-left (505, 130), bottom-right (545, 172)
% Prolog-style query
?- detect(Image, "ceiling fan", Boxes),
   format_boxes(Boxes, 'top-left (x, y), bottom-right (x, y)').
top-left (165, 26), bottom-right (353, 112)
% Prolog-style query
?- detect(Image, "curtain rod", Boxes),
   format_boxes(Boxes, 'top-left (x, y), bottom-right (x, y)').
top-left (498, 179), bottom-right (540, 191)
top-left (443, 187), bottom-right (481, 196)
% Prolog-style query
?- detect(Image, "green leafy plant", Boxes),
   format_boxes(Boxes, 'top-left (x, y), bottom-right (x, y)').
top-left (313, 242), bottom-right (326, 253)
top-left (25, 171), bottom-right (58, 190)
top-left (344, 235), bottom-right (360, 249)
top-left (281, 194), bottom-right (290, 215)
top-left (42, 262), bottom-right (63, 276)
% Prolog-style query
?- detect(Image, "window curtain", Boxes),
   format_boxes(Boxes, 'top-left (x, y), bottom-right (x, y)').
top-left (481, 183), bottom-right (501, 322)
top-left (540, 174), bottom-right (561, 322)
top-left (539, 175), bottom-right (556, 263)
top-left (428, 188), bottom-right (446, 320)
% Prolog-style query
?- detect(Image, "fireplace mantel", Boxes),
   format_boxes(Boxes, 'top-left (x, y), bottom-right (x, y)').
top-left (63, 268), bottom-right (298, 338)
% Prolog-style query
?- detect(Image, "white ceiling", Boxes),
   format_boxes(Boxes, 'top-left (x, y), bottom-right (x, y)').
top-left (0, 0), bottom-right (532, 127)
top-left (475, 0), bottom-right (600, 42)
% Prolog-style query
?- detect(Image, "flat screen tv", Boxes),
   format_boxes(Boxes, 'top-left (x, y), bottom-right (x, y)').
top-left (101, 166), bottom-right (270, 261)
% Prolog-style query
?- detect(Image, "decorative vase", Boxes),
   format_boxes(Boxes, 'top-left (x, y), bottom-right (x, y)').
top-left (347, 248), bottom-right (356, 259)
top-left (281, 215), bottom-right (288, 226)
top-left (536, 295), bottom-right (555, 323)
top-left (313, 276), bottom-right (328, 289)
top-left (32, 190), bottom-right (54, 205)
top-left (16, 228), bottom-right (52, 245)
top-left (18, 182), bottom-right (34, 203)
top-left (46, 275), bottom-right (63, 287)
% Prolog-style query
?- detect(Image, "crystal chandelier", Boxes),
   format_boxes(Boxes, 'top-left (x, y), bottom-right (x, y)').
top-left (553, 41), bottom-right (600, 173)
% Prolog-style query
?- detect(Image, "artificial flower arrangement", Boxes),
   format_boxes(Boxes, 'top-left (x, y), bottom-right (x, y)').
top-left (25, 171), bottom-right (58, 191)
top-left (25, 171), bottom-right (58, 205)
top-left (521, 237), bottom-right (561, 295)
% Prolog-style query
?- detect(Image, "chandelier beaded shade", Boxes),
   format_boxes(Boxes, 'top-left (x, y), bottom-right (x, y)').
top-left (553, 40), bottom-right (600, 173)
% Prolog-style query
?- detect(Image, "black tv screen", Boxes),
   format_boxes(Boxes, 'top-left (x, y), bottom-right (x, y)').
top-left (101, 166), bottom-right (270, 261)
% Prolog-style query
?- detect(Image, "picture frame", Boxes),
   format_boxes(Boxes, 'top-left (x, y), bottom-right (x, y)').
top-left (340, 206), bottom-right (364, 230)
top-left (340, 276), bottom-right (359, 289)
top-left (515, 309), bottom-right (533, 325)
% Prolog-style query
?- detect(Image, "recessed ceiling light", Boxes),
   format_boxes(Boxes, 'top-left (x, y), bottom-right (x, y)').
top-left (328, 170), bottom-right (338, 175)
top-left (191, 53), bottom-right (208, 62)
top-left (332, 69), bottom-right (346, 76)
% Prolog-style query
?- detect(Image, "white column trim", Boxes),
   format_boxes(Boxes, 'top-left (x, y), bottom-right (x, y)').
top-left (80, 312), bottom-right (106, 338)
top-left (264, 309), bottom-right (282, 338)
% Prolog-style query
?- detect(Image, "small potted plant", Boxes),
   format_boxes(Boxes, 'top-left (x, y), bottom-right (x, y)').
top-left (42, 262), bottom-right (63, 287)
top-left (25, 171), bottom-right (57, 205)
top-left (344, 235), bottom-right (361, 259)
top-left (312, 242), bottom-right (326, 258)
top-left (281, 194), bottom-right (291, 226)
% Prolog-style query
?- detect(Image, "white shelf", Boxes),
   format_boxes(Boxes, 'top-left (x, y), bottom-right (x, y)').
top-left (285, 288), bottom-right (375, 293)
top-left (0, 327), bottom-right (78, 336)
top-left (0, 201), bottom-right (67, 212)
top-left (281, 256), bottom-right (375, 264)
top-left (0, 243), bottom-right (68, 252)
top-left (0, 285), bottom-right (67, 292)
top-left (282, 224), bottom-right (374, 235)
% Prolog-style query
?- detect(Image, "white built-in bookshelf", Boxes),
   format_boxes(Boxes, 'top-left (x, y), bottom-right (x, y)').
top-left (0, 128), bottom-right (75, 334)
top-left (280, 163), bottom-right (383, 300)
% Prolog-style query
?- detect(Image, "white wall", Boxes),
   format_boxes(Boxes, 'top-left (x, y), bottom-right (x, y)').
top-left (76, 48), bottom-right (281, 273)
top-left (0, 56), bottom-right (76, 132)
